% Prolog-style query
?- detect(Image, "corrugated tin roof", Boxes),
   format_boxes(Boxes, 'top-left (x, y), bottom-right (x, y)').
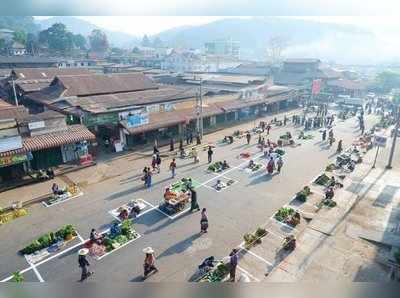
top-left (54, 72), bottom-right (157, 97)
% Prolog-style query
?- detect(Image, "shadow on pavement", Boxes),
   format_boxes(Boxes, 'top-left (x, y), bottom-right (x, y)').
top-left (143, 209), bottom-right (194, 235)
top-left (246, 173), bottom-right (277, 186)
top-left (157, 232), bottom-right (202, 259)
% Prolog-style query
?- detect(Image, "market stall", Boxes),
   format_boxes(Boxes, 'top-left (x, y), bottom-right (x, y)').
top-left (159, 178), bottom-right (199, 215)
top-left (277, 132), bottom-right (294, 146)
top-left (42, 184), bottom-right (83, 207)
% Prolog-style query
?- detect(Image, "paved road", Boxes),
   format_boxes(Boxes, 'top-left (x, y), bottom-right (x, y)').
top-left (0, 112), bottom-right (380, 282)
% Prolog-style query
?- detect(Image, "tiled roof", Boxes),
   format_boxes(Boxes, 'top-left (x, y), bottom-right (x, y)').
top-left (0, 125), bottom-right (95, 157)
top-left (53, 72), bottom-right (157, 97)
top-left (327, 79), bottom-right (369, 90)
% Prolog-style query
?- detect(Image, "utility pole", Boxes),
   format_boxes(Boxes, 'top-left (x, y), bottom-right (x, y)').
top-left (12, 77), bottom-right (18, 106)
top-left (199, 79), bottom-right (203, 139)
top-left (387, 106), bottom-right (400, 169)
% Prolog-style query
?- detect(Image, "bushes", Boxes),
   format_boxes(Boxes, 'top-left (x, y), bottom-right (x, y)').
top-left (20, 225), bottom-right (76, 255)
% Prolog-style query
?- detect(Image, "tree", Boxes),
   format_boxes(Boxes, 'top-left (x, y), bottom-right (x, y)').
top-left (13, 30), bottom-right (27, 45)
top-left (132, 46), bottom-right (141, 54)
top-left (38, 23), bottom-right (74, 53)
top-left (0, 38), bottom-right (6, 55)
top-left (26, 33), bottom-right (39, 55)
top-left (141, 34), bottom-right (151, 47)
top-left (89, 29), bottom-right (109, 52)
top-left (375, 71), bottom-right (400, 93)
top-left (152, 37), bottom-right (163, 48)
top-left (266, 36), bottom-right (287, 65)
top-left (72, 34), bottom-right (87, 50)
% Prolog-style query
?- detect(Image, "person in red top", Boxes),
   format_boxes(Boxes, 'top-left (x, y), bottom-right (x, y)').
top-left (143, 247), bottom-right (158, 279)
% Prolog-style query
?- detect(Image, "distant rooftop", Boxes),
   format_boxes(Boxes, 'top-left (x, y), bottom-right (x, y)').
top-left (284, 58), bottom-right (321, 64)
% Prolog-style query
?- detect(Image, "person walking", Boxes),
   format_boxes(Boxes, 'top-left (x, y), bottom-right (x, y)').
top-left (207, 146), bottom-right (213, 164)
top-left (276, 156), bottom-right (283, 173)
top-left (169, 158), bottom-right (177, 178)
top-left (266, 124), bottom-right (271, 135)
top-left (156, 154), bottom-right (161, 173)
top-left (78, 248), bottom-right (93, 282)
top-left (229, 248), bottom-right (239, 282)
top-left (267, 157), bottom-right (275, 175)
top-left (200, 208), bottom-right (208, 233)
top-left (190, 188), bottom-right (200, 212)
top-left (153, 145), bottom-right (159, 155)
top-left (337, 139), bottom-right (343, 153)
top-left (170, 138), bottom-right (174, 152)
top-left (322, 130), bottom-right (327, 142)
top-left (143, 247), bottom-right (158, 279)
top-left (191, 147), bottom-right (198, 163)
top-left (179, 138), bottom-right (183, 151)
top-left (189, 133), bottom-right (193, 144)
top-left (246, 132), bottom-right (251, 145)
top-left (146, 170), bottom-right (152, 188)
top-left (151, 154), bottom-right (157, 172)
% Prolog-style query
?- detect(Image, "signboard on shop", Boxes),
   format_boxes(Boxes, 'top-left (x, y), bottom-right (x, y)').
top-left (28, 121), bottom-right (45, 130)
top-left (374, 135), bottom-right (387, 147)
top-left (119, 109), bottom-right (149, 128)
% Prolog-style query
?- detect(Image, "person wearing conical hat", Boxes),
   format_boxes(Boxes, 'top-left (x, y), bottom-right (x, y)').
top-left (78, 248), bottom-right (93, 282)
top-left (143, 247), bottom-right (158, 279)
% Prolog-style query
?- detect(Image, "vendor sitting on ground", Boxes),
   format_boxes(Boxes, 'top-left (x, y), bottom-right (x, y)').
top-left (214, 179), bottom-right (226, 190)
top-left (90, 228), bottom-right (104, 245)
top-left (223, 136), bottom-right (228, 143)
top-left (325, 187), bottom-right (335, 200)
top-left (52, 183), bottom-right (64, 195)
top-left (222, 160), bottom-right (230, 170)
top-left (248, 159), bottom-right (255, 168)
top-left (118, 208), bottom-right (129, 220)
top-left (228, 136), bottom-right (234, 144)
top-left (164, 187), bottom-right (177, 200)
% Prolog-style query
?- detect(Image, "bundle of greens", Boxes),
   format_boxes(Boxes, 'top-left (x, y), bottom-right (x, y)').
top-left (274, 207), bottom-right (295, 222)
top-left (20, 225), bottom-right (76, 255)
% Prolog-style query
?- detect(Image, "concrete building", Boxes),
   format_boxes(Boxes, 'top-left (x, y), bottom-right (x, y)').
top-left (204, 39), bottom-right (240, 59)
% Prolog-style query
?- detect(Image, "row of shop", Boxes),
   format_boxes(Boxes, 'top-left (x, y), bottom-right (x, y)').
top-left (117, 96), bottom-right (299, 148)
top-left (0, 125), bottom-right (95, 182)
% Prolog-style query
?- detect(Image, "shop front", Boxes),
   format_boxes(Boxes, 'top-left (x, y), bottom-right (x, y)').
top-left (0, 154), bottom-right (28, 181)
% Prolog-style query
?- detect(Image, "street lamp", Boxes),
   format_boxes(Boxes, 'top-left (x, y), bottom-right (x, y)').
top-left (386, 103), bottom-right (400, 169)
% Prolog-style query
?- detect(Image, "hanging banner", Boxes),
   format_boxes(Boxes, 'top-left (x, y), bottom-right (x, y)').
top-left (312, 79), bottom-right (322, 95)
top-left (119, 109), bottom-right (149, 128)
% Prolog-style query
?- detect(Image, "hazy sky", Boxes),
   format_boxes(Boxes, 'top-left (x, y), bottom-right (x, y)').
top-left (35, 16), bottom-right (400, 37)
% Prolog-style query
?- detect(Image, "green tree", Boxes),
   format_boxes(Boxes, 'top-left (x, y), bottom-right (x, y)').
top-left (89, 29), bottom-right (109, 52)
top-left (132, 46), bottom-right (141, 54)
top-left (72, 34), bottom-right (87, 50)
top-left (152, 36), bottom-right (163, 48)
top-left (39, 23), bottom-right (74, 54)
top-left (141, 34), bottom-right (151, 47)
top-left (26, 33), bottom-right (39, 55)
top-left (13, 30), bottom-right (27, 45)
top-left (375, 71), bottom-right (400, 93)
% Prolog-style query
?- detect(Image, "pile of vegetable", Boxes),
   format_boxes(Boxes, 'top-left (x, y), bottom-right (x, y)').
top-left (325, 164), bottom-right (337, 172)
top-left (240, 152), bottom-right (251, 159)
top-left (103, 220), bottom-right (138, 252)
top-left (243, 227), bottom-right (267, 249)
top-left (249, 163), bottom-right (262, 172)
top-left (314, 173), bottom-right (331, 186)
top-left (274, 207), bottom-right (295, 222)
top-left (295, 186), bottom-right (312, 203)
top-left (208, 161), bottom-right (223, 172)
top-left (275, 148), bottom-right (285, 156)
top-left (323, 200), bottom-right (337, 208)
top-left (0, 208), bottom-right (28, 225)
top-left (20, 225), bottom-right (76, 255)
top-left (201, 263), bottom-right (230, 282)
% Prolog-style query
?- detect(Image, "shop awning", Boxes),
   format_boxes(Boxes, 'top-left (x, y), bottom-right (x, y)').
top-left (0, 125), bottom-right (96, 157)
